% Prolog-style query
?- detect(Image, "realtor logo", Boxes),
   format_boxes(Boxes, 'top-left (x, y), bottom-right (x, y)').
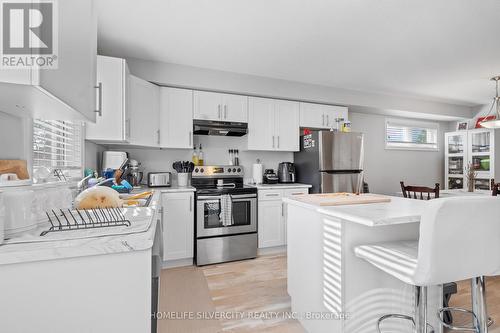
top-left (1, 0), bottom-right (58, 68)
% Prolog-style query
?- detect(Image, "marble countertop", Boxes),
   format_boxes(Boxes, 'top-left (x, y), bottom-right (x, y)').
top-left (284, 195), bottom-right (428, 227)
top-left (0, 191), bottom-right (162, 266)
top-left (248, 183), bottom-right (312, 190)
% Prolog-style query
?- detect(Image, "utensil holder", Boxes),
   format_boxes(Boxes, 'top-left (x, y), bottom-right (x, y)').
top-left (178, 173), bottom-right (189, 187)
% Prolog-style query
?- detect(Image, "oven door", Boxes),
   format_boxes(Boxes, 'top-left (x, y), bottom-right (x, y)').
top-left (196, 194), bottom-right (257, 238)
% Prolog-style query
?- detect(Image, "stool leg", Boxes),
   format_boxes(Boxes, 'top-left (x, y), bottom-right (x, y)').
top-left (415, 286), bottom-right (428, 333)
top-left (471, 276), bottom-right (488, 333)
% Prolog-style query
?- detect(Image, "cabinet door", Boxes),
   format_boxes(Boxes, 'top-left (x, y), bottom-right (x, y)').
top-left (159, 87), bottom-right (193, 149)
top-left (248, 97), bottom-right (276, 151)
top-left (86, 56), bottom-right (127, 142)
top-left (324, 105), bottom-right (348, 128)
top-left (37, 0), bottom-right (97, 121)
top-left (468, 129), bottom-right (494, 187)
top-left (162, 192), bottom-right (194, 260)
top-left (275, 100), bottom-right (300, 151)
top-left (258, 200), bottom-right (285, 248)
top-left (129, 75), bottom-right (160, 147)
top-left (222, 94), bottom-right (248, 122)
top-left (299, 102), bottom-right (327, 129)
top-left (193, 91), bottom-right (223, 121)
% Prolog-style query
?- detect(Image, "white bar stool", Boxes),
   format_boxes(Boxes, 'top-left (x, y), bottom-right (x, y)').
top-left (354, 196), bottom-right (500, 333)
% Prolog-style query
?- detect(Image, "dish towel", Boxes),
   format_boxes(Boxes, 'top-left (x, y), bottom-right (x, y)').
top-left (220, 194), bottom-right (233, 226)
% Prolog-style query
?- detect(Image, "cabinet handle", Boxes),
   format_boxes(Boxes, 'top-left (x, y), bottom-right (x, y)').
top-left (277, 136), bottom-right (280, 149)
top-left (291, 192), bottom-right (304, 195)
top-left (326, 115), bottom-right (330, 126)
top-left (218, 105), bottom-right (221, 119)
top-left (322, 114), bottom-right (325, 126)
top-left (266, 193), bottom-right (280, 197)
top-left (190, 196), bottom-right (193, 212)
top-left (125, 118), bottom-right (130, 139)
top-left (157, 129), bottom-right (160, 144)
top-left (189, 131), bottom-right (192, 146)
top-left (224, 105), bottom-right (227, 119)
top-left (272, 136), bottom-right (275, 148)
top-left (94, 82), bottom-right (103, 116)
top-left (282, 202), bottom-right (284, 216)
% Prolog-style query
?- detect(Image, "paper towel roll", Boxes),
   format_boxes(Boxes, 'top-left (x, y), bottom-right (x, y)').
top-left (252, 163), bottom-right (263, 184)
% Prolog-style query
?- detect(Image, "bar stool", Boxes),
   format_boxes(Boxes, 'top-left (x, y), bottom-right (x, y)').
top-left (354, 196), bottom-right (500, 333)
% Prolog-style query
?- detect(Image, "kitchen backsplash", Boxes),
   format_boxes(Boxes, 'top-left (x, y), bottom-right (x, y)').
top-left (86, 136), bottom-right (293, 184)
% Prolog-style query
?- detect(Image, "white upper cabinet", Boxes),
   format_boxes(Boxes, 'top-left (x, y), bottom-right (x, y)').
top-left (194, 91), bottom-right (248, 122)
top-left (275, 100), bottom-right (300, 151)
top-left (299, 102), bottom-right (348, 129)
top-left (221, 93), bottom-right (248, 122)
top-left (159, 87), bottom-right (193, 149)
top-left (86, 56), bottom-right (130, 143)
top-left (128, 75), bottom-right (160, 147)
top-left (248, 97), bottom-right (300, 151)
top-left (0, 0), bottom-right (98, 121)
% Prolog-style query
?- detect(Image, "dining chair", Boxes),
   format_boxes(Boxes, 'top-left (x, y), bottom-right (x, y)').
top-left (490, 179), bottom-right (499, 196)
top-left (400, 181), bottom-right (440, 200)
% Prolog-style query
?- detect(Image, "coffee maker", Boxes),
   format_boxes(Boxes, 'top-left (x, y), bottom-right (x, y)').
top-left (278, 162), bottom-right (296, 183)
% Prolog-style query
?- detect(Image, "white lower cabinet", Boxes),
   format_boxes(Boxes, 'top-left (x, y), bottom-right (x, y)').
top-left (161, 192), bottom-right (194, 261)
top-left (257, 187), bottom-right (309, 248)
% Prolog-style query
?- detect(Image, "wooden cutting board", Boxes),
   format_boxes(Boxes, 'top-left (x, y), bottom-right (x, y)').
top-left (293, 193), bottom-right (391, 206)
top-left (0, 160), bottom-right (30, 180)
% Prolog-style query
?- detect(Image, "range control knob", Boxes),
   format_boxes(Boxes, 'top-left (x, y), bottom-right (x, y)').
top-left (228, 168), bottom-right (232, 173)
top-left (200, 168), bottom-right (204, 173)
top-left (237, 168), bottom-right (241, 173)
top-left (194, 168), bottom-right (199, 173)
top-left (232, 168), bottom-right (237, 172)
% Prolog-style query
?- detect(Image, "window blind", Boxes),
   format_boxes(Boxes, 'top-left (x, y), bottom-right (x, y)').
top-left (33, 119), bottom-right (83, 178)
top-left (386, 119), bottom-right (438, 150)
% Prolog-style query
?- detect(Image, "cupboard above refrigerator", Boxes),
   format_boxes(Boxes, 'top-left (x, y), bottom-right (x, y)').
top-left (445, 128), bottom-right (499, 190)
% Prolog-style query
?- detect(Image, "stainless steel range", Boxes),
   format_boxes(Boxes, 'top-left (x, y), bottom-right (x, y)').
top-left (192, 166), bottom-right (257, 266)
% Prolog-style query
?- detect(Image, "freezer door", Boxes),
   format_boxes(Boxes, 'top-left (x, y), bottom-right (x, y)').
top-left (319, 132), bottom-right (364, 171)
top-left (320, 172), bottom-right (363, 193)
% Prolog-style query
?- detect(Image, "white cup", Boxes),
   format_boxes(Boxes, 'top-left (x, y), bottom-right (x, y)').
top-left (177, 173), bottom-right (189, 187)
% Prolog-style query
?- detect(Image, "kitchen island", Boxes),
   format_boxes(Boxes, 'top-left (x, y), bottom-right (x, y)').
top-left (0, 191), bottom-right (162, 333)
top-left (284, 195), bottom-right (443, 333)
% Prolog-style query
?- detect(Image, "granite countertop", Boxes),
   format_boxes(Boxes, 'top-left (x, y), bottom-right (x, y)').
top-left (0, 190), bottom-right (162, 266)
top-left (284, 195), bottom-right (427, 227)
top-left (248, 183), bottom-right (312, 190)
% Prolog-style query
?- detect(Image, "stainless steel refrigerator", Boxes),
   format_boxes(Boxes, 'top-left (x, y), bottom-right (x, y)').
top-left (294, 131), bottom-right (364, 193)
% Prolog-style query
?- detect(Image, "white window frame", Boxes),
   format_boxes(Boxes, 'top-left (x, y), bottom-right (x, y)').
top-left (385, 118), bottom-right (439, 151)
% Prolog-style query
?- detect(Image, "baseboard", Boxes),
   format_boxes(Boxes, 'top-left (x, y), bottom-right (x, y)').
top-left (258, 245), bottom-right (287, 256)
top-left (162, 258), bottom-right (194, 269)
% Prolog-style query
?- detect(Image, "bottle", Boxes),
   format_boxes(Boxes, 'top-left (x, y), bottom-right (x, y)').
top-left (198, 144), bottom-right (204, 166)
top-left (234, 149), bottom-right (239, 166)
top-left (228, 149), bottom-right (234, 166)
top-left (192, 146), bottom-right (198, 166)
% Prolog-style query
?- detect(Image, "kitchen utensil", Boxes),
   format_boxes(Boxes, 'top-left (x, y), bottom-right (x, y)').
top-left (292, 193), bottom-right (391, 206)
top-left (3, 189), bottom-right (36, 237)
top-left (0, 160), bottom-right (30, 180)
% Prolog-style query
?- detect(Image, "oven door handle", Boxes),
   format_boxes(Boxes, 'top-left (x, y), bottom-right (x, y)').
top-left (197, 194), bottom-right (257, 200)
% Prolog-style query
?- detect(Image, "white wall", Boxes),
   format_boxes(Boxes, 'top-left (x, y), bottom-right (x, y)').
top-left (0, 112), bottom-right (29, 161)
top-left (350, 112), bottom-right (453, 195)
top-left (92, 136), bottom-right (292, 185)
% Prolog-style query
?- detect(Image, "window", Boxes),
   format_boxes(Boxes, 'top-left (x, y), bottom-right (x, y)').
top-left (33, 120), bottom-right (83, 179)
top-left (385, 118), bottom-right (439, 151)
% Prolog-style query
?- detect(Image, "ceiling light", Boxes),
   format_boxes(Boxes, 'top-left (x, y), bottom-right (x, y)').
top-left (479, 76), bottom-right (500, 129)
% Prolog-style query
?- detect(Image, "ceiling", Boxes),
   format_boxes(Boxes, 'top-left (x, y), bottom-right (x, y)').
top-left (96, 0), bottom-right (500, 107)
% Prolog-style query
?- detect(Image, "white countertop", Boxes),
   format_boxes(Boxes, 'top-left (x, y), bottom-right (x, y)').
top-left (248, 183), bottom-right (312, 190)
top-left (151, 185), bottom-right (196, 193)
top-left (0, 191), bottom-right (162, 266)
top-left (284, 195), bottom-right (428, 227)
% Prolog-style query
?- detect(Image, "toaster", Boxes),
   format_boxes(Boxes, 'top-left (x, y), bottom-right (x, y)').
top-left (147, 172), bottom-right (171, 187)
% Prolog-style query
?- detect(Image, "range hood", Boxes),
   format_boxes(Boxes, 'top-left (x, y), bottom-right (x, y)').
top-left (193, 119), bottom-right (248, 137)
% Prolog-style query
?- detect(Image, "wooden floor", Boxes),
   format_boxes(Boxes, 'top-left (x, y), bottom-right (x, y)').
top-left (159, 254), bottom-right (500, 333)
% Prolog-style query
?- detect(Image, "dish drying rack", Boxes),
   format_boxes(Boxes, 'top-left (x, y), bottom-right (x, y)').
top-left (41, 208), bottom-right (131, 236)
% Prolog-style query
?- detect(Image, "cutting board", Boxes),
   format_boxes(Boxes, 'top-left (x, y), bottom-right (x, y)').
top-left (293, 193), bottom-right (391, 206)
top-left (0, 160), bottom-right (30, 180)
